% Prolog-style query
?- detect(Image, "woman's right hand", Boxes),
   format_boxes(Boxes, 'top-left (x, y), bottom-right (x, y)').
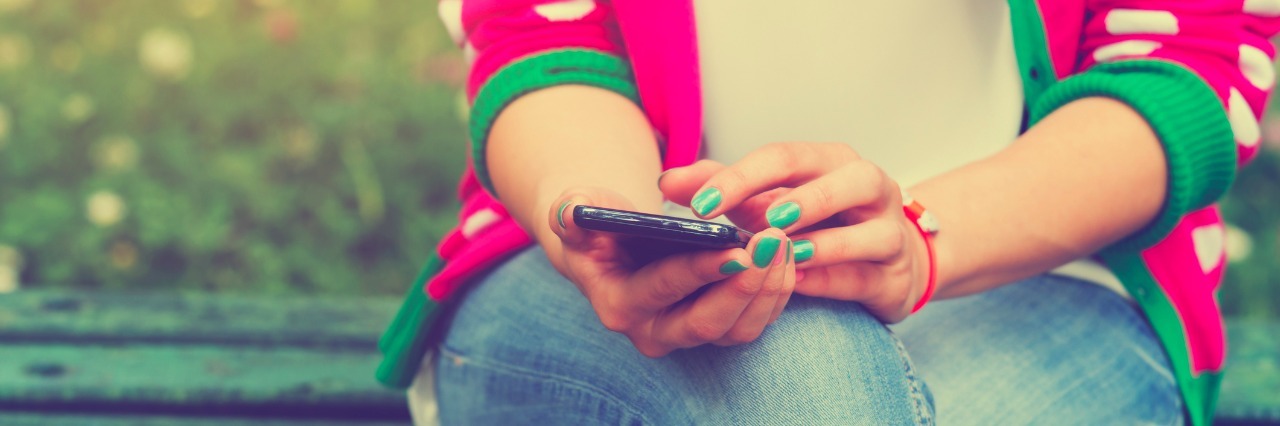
top-left (546, 188), bottom-right (795, 357)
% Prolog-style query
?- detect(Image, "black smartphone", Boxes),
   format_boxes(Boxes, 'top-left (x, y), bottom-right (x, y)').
top-left (573, 205), bottom-right (753, 251)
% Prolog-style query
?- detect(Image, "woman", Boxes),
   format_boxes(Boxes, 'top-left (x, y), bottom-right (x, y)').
top-left (378, 1), bottom-right (1280, 424)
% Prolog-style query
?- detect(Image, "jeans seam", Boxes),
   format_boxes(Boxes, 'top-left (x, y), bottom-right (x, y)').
top-left (891, 333), bottom-right (934, 425)
top-left (438, 346), bottom-right (654, 425)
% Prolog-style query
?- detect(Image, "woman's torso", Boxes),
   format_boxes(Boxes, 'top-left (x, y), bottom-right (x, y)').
top-left (688, 1), bottom-right (1126, 294)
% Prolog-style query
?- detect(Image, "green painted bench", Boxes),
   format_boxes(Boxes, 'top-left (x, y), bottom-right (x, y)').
top-left (0, 290), bottom-right (1275, 424)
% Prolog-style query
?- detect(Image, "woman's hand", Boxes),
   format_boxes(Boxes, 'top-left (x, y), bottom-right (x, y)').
top-left (659, 143), bottom-right (930, 323)
top-left (544, 187), bottom-right (795, 357)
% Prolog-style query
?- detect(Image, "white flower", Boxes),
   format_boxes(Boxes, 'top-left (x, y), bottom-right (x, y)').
top-left (0, 103), bottom-right (11, 148)
top-left (62, 93), bottom-right (94, 123)
top-left (139, 28), bottom-right (193, 81)
top-left (86, 190), bottom-right (127, 227)
top-left (0, 0), bottom-right (32, 14)
top-left (0, 245), bottom-right (22, 294)
top-left (1225, 223), bottom-right (1253, 264)
top-left (0, 265), bottom-right (17, 293)
top-left (0, 33), bottom-right (30, 70)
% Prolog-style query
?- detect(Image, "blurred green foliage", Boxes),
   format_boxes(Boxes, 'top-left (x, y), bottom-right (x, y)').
top-left (0, 0), bottom-right (466, 295)
top-left (0, 0), bottom-right (1276, 319)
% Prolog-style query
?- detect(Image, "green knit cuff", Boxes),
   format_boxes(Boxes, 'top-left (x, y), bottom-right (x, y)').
top-left (1029, 60), bottom-right (1237, 252)
top-left (375, 255), bottom-right (442, 389)
top-left (470, 49), bottom-right (640, 195)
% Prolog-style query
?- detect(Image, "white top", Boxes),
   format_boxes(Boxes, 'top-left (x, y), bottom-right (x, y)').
top-left (685, 1), bottom-right (1128, 295)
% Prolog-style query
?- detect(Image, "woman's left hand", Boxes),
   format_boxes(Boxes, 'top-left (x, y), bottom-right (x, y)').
top-left (659, 142), bottom-right (931, 323)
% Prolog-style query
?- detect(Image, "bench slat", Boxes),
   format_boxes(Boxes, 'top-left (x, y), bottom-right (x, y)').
top-left (0, 291), bottom-right (400, 348)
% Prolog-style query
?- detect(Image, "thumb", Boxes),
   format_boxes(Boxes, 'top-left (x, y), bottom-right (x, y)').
top-left (547, 187), bottom-right (638, 249)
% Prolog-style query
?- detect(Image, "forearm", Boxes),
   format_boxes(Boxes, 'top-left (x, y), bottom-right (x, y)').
top-left (911, 97), bottom-right (1168, 298)
top-left (488, 85), bottom-right (664, 255)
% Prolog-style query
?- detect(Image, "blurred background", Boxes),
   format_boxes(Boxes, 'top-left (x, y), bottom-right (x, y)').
top-left (0, 0), bottom-right (467, 297)
top-left (0, 0), bottom-right (1275, 321)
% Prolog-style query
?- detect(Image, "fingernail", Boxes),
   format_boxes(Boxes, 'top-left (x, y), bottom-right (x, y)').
top-left (691, 187), bottom-right (722, 217)
top-left (753, 236), bottom-right (781, 268)
top-left (719, 260), bottom-right (748, 274)
top-left (766, 202), bottom-right (801, 229)
top-left (782, 240), bottom-right (792, 266)
top-left (557, 200), bottom-right (572, 229)
top-left (794, 240), bottom-right (814, 263)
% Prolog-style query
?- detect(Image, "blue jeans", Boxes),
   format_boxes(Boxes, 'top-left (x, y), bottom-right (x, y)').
top-left (416, 248), bottom-right (1182, 425)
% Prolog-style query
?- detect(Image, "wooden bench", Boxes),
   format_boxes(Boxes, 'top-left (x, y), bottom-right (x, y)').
top-left (0, 290), bottom-right (1275, 424)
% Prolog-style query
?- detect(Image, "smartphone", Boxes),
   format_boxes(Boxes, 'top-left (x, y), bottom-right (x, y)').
top-left (573, 205), bottom-right (753, 251)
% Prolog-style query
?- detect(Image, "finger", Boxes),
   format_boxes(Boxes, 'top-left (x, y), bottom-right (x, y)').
top-left (658, 161), bottom-right (790, 232)
top-left (647, 229), bottom-right (786, 352)
top-left (789, 218), bottom-right (905, 268)
top-left (791, 264), bottom-right (877, 302)
top-left (657, 159), bottom-right (727, 206)
top-left (622, 246), bottom-right (752, 315)
top-left (768, 242), bottom-right (797, 324)
top-left (721, 188), bottom-right (790, 232)
top-left (716, 238), bottom-right (792, 345)
top-left (547, 189), bottom-right (638, 249)
top-left (689, 142), bottom-right (859, 219)
top-left (761, 160), bottom-right (897, 233)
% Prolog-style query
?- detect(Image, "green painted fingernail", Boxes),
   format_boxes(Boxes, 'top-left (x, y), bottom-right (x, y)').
top-left (719, 260), bottom-right (748, 274)
top-left (691, 187), bottom-right (722, 216)
top-left (794, 240), bottom-right (814, 262)
top-left (557, 201), bottom-right (572, 229)
top-left (766, 202), bottom-right (801, 229)
top-left (753, 237), bottom-right (781, 267)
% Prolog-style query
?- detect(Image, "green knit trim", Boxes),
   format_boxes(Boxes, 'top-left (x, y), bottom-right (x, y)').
top-left (375, 255), bottom-right (443, 389)
top-left (1006, 0), bottom-right (1056, 104)
top-left (1029, 59), bottom-right (1237, 252)
top-left (470, 49), bottom-right (640, 195)
top-left (1101, 251), bottom-right (1223, 426)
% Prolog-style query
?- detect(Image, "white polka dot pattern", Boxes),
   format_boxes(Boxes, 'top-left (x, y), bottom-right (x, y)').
top-left (1105, 9), bottom-right (1179, 35)
top-left (1191, 224), bottom-right (1225, 274)
top-left (1244, 0), bottom-right (1280, 17)
top-left (1228, 87), bottom-right (1262, 148)
top-left (1239, 44), bottom-right (1275, 90)
top-left (1093, 40), bottom-right (1162, 62)
top-left (461, 208), bottom-right (501, 238)
top-left (533, 0), bottom-right (596, 22)
top-left (439, 0), bottom-right (465, 45)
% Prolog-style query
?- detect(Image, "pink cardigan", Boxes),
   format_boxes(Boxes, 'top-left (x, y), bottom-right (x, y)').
top-left (383, 2), bottom-right (1279, 424)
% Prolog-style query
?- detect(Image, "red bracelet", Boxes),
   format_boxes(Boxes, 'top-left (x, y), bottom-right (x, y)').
top-left (902, 192), bottom-right (938, 314)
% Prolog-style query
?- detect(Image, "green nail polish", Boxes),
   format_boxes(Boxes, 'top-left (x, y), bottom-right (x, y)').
top-left (766, 202), bottom-right (801, 229)
top-left (719, 260), bottom-right (748, 274)
top-left (557, 201), bottom-right (572, 229)
top-left (794, 240), bottom-right (814, 263)
top-left (753, 237), bottom-right (781, 268)
top-left (691, 187), bottom-right (722, 216)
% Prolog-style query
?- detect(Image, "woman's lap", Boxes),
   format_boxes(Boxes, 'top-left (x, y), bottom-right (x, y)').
top-left (892, 274), bottom-right (1183, 424)
top-left (419, 247), bottom-right (1180, 425)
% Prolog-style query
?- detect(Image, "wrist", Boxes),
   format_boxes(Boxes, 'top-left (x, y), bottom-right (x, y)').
top-left (901, 193), bottom-right (938, 314)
